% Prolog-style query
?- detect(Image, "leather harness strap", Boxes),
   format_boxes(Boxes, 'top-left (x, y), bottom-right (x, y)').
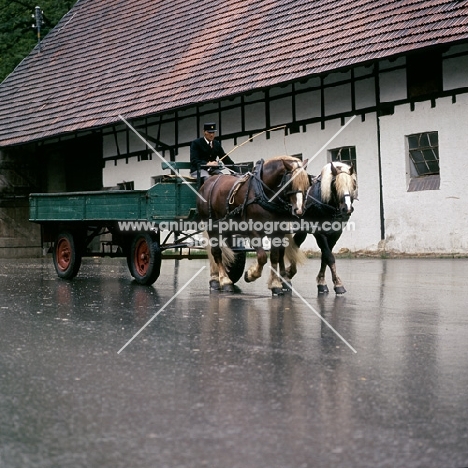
top-left (248, 159), bottom-right (292, 214)
top-left (228, 173), bottom-right (250, 205)
top-left (206, 160), bottom-right (294, 224)
top-left (304, 176), bottom-right (340, 217)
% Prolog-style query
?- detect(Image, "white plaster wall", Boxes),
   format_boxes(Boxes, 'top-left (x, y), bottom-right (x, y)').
top-left (379, 95), bottom-right (468, 254)
top-left (324, 83), bottom-right (352, 115)
top-left (443, 55), bottom-right (468, 90)
top-left (443, 43), bottom-right (468, 91)
top-left (379, 69), bottom-right (406, 103)
top-left (103, 157), bottom-right (166, 189)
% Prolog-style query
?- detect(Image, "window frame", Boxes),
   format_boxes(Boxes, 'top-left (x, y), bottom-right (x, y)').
top-left (406, 131), bottom-right (440, 192)
top-left (329, 146), bottom-right (357, 171)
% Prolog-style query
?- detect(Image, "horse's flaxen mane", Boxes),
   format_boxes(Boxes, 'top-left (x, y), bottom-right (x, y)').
top-left (321, 162), bottom-right (357, 204)
top-left (268, 155), bottom-right (301, 162)
top-left (265, 155), bottom-right (309, 193)
top-left (290, 163), bottom-right (310, 193)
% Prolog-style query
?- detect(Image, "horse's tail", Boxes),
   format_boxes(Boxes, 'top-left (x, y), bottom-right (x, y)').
top-left (221, 244), bottom-right (235, 269)
top-left (284, 233), bottom-right (307, 266)
top-left (203, 231), bottom-right (236, 269)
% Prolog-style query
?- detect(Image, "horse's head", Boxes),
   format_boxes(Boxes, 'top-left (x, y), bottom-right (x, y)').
top-left (263, 156), bottom-right (310, 216)
top-left (321, 162), bottom-right (357, 216)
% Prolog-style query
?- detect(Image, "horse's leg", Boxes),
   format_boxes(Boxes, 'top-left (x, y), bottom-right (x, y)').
top-left (283, 231), bottom-right (308, 282)
top-left (278, 242), bottom-right (287, 278)
top-left (277, 241), bottom-right (290, 292)
top-left (329, 262), bottom-right (346, 295)
top-left (210, 242), bottom-right (235, 292)
top-left (209, 251), bottom-right (220, 290)
top-left (275, 237), bottom-right (295, 293)
top-left (326, 231), bottom-right (346, 294)
top-left (313, 231), bottom-right (346, 294)
top-left (207, 231), bottom-right (235, 292)
top-left (316, 258), bottom-right (329, 294)
top-left (267, 237), bottom-right (284, 296)
top-left (205, 232), bottom-right (220, 290)
top-left (314, 232), bottom-right (331, 294)
top-left (244, 235), bottom-right (267, 284)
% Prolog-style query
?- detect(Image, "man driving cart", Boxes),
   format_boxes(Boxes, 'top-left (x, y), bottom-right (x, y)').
top-left (190, 122), bottom-right (237, 184)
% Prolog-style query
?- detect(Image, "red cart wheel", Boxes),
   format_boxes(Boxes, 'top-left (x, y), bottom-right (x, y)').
top-left (128, 233), bottom-right (161, 285)
top-left (53, 231), bottom-right (82, 279)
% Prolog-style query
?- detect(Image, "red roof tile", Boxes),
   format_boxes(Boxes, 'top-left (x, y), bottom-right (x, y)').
top-left (1, 0), bottom-right (468, 146)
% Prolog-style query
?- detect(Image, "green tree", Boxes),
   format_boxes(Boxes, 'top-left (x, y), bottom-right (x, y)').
top-left (0, 0), bottom-right (73, 82)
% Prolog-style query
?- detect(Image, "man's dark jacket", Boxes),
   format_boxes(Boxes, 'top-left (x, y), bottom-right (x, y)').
top-left (190, 137), bottom-right (235, 174)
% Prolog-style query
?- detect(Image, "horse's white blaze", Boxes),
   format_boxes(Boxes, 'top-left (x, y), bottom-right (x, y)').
top-left (343, 193), bottom-right (352, 213)
top-left (293, 192), bottom-right (304, 215)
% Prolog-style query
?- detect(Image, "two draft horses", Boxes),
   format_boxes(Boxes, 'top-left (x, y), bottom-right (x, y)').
top-left (197, 157), bottom-right (357, 296)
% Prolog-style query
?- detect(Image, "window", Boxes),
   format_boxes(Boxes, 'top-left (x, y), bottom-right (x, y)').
top-left (408, 132), bottom-right (439, 176)
top-left (329, 146), bottom-right (357, 171)
top-left (407, 132), bottom-right (440, 191)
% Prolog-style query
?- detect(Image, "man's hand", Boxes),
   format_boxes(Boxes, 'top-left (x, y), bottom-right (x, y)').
top-left (207, 161), bottom-right (219, 166)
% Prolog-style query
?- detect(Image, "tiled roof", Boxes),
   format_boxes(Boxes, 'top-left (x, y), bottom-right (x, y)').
top-left (1, 0), bottom-right (468, 147)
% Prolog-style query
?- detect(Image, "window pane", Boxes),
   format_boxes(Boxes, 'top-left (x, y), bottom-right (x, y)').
top-left (408, 135), bottom-right (419, 149)
top-left (423, 149), bottom-right (437, 161)
top-left (415, 162), bottom-right (428, 174)
top-left (427, 161), bottom-right (440, 173)
top-left (428, 132), bottom-right (438, 146)
top-left (419, 133), bottom-right (430, 147)
top-left (410, 150), bottom-right (424, 162)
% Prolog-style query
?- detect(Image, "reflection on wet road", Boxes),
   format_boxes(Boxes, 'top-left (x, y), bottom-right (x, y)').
top-left (0, 257), bottom-right (467, 468)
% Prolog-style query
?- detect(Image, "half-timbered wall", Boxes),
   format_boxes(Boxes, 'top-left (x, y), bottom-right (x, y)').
top-left (101, 43), bottom-right (468, 254)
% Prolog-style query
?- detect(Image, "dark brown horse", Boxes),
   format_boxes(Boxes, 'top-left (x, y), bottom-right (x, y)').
top-left (197, 155), bottom-right (310, 294)
top-left (281, 161), bottom-right (358, 294)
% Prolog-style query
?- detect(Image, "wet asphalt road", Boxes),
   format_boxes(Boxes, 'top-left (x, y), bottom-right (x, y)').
top-left (0, 256), bottom-right (467, 468)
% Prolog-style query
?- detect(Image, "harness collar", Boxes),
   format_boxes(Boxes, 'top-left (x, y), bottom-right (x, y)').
top-left (251, 159), bottom-right (294, 214)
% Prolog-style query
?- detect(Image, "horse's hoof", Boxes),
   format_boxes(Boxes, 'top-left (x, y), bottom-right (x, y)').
top-left (271, 287), bottom-right (284, 296)
top-left (244, 272), bottom-right (252, 283)
top-left (334, 285), bottom-right (347, 295)
top-left (281, 281), bottom-right (292, 291)
top-left (221, 283), bottom-right (235, 292)
top-left (209, 280), bottom-right (220, 290)
top-left (317, 284), bottom-right (329, 294)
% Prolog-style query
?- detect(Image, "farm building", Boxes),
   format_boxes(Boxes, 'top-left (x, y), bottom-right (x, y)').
top-left (1, 0), bottom-right (468, 258)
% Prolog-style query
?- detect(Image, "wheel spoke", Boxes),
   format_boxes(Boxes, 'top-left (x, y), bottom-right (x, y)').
top-left (135, 239), bottom-right (150, 275)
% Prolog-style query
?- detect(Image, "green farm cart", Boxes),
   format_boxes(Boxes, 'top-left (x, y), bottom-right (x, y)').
top-left (29, 162), bottom-right (249, 286)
